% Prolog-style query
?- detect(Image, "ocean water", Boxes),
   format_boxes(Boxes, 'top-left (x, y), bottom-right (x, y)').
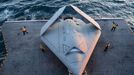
top-left (0, 0), bottom-right (134, 63)
top-left (0, 0), bottom-right (134, 23)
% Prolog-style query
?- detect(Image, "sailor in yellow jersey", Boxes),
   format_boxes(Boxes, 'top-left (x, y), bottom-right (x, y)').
top-left (21, 26), bottom-right (28, 35)
top-left (111, 22), bottom-right (118, 31)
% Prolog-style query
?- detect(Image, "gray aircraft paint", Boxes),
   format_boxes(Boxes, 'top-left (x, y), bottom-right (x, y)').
top-left (40, 5), bottom-right (101, 75)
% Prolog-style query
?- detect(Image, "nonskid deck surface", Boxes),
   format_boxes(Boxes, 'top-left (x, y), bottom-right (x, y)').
top-left (89, 19), bottom-right (134, 75)
top-left (1, 21), bottom-right (68, 75)
top-left (0, 19), bottom-right (134, 75)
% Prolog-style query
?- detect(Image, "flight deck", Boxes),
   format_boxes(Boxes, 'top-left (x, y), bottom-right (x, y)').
top-left (0, 19), bottom-right (134, 75)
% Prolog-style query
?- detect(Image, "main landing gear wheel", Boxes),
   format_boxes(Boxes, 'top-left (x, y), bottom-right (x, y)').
top-left (68, 70), bottom-right (87, 75)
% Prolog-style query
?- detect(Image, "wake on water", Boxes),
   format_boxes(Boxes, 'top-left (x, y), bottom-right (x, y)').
top-left (0, 0), bottom-right (134, 25)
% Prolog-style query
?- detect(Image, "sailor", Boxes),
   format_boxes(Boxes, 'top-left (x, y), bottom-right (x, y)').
top-left (40, 44), bottom-right (45, 52)
top-left (21, 26), bottom-right (28, 35)
top-left (104, 42), bottom-right (110, 52)
top-left (111, 22), bottom-right (118, 31)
